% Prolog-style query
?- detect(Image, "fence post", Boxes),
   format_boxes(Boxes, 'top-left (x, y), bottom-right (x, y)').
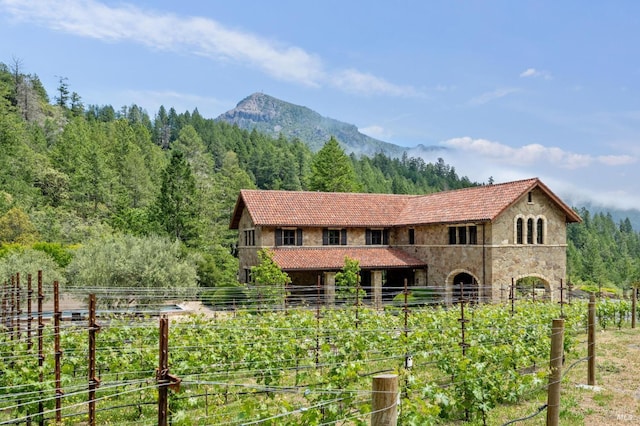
top-left (16, 273), bottom-right (21, 341)
top-left (37, 271), bottom-right (44, 426)
top-left (157, 315), bottom-right (181, 426)
top-left (88, 294), bottom-right (100, 426)
top-left (632, 286), bottom-right (637, 329)
top-left (510, 277), bottom-right (515, 316)
top-left (546, 318), bottom-right (564, 426)
top-left (27, 274), bottom-right (33, 352)
top-left (157, 316), bottom-right (169, 426)
top-left (54, 281), bottom-right (62, 424)
top-left (371, 374), bottom-right (398, 426)
top-left (588, 293), bottom-right (596, 386)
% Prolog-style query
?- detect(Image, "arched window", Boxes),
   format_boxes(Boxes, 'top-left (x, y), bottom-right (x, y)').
top-left (516, 218), bottom-right (523, 244)
top-left (537, 218), bottom-right (544, 244)
top-left (527, 218), bottom-right (534, 244)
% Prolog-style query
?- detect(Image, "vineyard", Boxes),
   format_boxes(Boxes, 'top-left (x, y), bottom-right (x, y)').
top-left (0, 274), bottom-right (639, 425)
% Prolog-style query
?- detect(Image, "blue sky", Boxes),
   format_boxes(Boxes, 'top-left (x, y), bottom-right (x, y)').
top-left (1, 0), bottom-right (639, 210)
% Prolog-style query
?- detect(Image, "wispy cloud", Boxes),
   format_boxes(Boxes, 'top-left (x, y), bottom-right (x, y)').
top-left (0, 0), bottom-right (423, 97)
top-left (331, 69), bottom-right (423, 97)
top-left (441, 137), bottom-right (636, 170)
top-left (519, 68), bottom-right (552, 79)
top-left (468, 88), bottom-right (519, 106)
top-left (359, 124), bottom-right (391, 140)
top-left (433, 137), bottom-right (640, 210)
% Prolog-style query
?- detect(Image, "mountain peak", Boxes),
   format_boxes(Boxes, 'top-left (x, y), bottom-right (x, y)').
top-left (217, 93), bottom-right (439, 157)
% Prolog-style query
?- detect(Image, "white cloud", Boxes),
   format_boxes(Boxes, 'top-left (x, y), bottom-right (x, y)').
top-left (597, 154), bottom-right (636, 166)
top-left (359, 125), bottom-right (391, 140)
top-left (1, 0), bottom-right (421, 97)
top-left (519, 68), bottom-right (552, 79)
top-left (468, 88), bottom-right (519, 105)
top-left (435, 136), bottom-right (640, 210)
top-left (331, 69), bottom-right (424, 98)
top-left (441, 137), bottom-right (621, 170)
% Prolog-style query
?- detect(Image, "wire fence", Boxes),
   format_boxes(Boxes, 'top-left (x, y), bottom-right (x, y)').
top-left (0, 272), bottom-right (638, 425)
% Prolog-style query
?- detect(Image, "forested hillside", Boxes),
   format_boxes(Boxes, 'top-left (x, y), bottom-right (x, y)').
top-left (0, 61), bottom-right (638, 294)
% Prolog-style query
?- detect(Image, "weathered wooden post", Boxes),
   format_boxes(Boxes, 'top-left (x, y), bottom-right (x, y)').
top-left (546, 318), bottom-right (565, 426)
top-left (88, 294), bottom-right (100, 426)
top-left (632, 286), bottom-right (637, 329)
top-left (54, 281), bottom-right (62, 424)
top-left (157, 316), bottom-right (169, 426)
top-left (37, 271), bottom-right (44, 426)
top-left (588, 293), bottom-right (596, 386)
top-left (371, 374), bottom-right (398, 426)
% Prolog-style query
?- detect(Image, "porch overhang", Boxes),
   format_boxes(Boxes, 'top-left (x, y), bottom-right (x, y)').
top-left (270, 247), bottom-right (427, 271)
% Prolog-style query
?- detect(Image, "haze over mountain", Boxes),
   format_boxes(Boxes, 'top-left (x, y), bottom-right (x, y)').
top-left (216, 93), bottom-right (444, 159)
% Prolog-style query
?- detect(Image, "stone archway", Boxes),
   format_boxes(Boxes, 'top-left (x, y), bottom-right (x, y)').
top-left (515, 275), bottom-right (551, 301)
top-left (449, 271), bottom-right (479, 304)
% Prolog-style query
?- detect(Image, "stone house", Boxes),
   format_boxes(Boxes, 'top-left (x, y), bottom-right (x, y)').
top-left (229, 178), bottom-right (581, 305)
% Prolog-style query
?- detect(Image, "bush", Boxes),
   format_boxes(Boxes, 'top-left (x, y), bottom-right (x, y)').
top-left (31, 242), bottom-right (74, 268)
top-left (65, 234), bottom-right (198, 308)
top-left (0, 248), bottom-right (66, 286)
top-left (201, 285), bottom-right (247, 308)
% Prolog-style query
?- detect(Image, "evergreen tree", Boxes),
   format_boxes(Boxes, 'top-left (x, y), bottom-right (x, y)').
top-left (151, 150), bottom-right (199, 245)
top-left (309, 137), bottom-right (360, 192)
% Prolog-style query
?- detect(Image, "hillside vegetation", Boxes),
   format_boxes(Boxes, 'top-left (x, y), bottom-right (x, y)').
top-left (0, 61), bottom-right (639, 294)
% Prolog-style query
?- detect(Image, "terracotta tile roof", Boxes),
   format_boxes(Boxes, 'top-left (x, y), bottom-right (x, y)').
top-left (232, 190), bottom-right (411, 227)
top-left (398, 178), bottom-right (543, 224)
top-left (270, 247), bottom-right (427, 271)
top-left (229, 178), bottom-right (581, 229)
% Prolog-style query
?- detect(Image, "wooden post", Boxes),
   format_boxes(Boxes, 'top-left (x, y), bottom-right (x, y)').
top-left (588, 293), bottom-right (596, 386)
top-left (371, 374), bottom-right (398, 426)
top-left (27, 274), bottom-right (33, 352)
top-left (546, 318), bottom-right (565, 426)
top-left (158, 316), bottom-right (169, 426)
top-left (37, 271), bottom-right (44, 426)
top-left (16, 273), bottom-right (21, 341)
top-left (10, 275), bottom-right (15, 340)
top-left (54, 281), bottom-right (62, 424)
top-left (88, 294), bottom-right (100, 426)
top-left (632, 286), bottom-right (637, 329)
top-left (510, 277), bottom-right (515, 316)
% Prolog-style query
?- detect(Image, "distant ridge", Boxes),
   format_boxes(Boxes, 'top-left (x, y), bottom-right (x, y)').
top-left (215, 93), bottom-right (444, 158)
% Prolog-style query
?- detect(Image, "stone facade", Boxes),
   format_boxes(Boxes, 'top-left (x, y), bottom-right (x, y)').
top-left (231, 180), bottom-right (579, 304)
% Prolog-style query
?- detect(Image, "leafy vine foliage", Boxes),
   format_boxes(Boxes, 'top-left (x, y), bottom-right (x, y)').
top-left (0, 300), bottom-right (615, 424)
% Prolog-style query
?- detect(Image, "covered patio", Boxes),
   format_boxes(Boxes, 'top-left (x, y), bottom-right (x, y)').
top-left (270, 247), bottom-right (428, 307)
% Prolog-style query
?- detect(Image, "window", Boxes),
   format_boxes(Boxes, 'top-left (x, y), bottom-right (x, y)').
top-left (449, 227), bottom-right (457, 244)
top-left (323, 229), bottom-right (347, 245)
top-left (527, 191), bottom-right (533, 203)
top-left (243, 229), bottom-right (255, 246)
top-left (283, 229), bottom-right (296, 245)
top-left (468, 226), bottom-right (477, 245)
top-left (275, 228), bottom-right (302, 246)
top-left (457, 226), bottom-right (467, 244)
top-left (527, 219), bottom-right (534, 244)
top-left (408, 229), bottom-right (415, 245)
top-left (449, 225), bottom-right (477, 245)
top-left (366, 229), bottom-right (388, 245)
top-left (244, 269), bottom-right (252, 283)
top-left (516, 218), bottom-right (523, 244)
top-left (537, 218), bottom-right (544, 244)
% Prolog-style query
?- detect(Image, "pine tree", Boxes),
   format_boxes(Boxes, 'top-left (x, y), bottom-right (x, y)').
top-left (309, 137), bottom-right (360, 192)
top-left (151, 150), bottom-right (199, 245)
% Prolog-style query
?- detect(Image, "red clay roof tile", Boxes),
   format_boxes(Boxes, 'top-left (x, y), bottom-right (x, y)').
top-left (270, 247), bottom-right (427, 270)
top-left (230, 177), bottom-right (581, 229)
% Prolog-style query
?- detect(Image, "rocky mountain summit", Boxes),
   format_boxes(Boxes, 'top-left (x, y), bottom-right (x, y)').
top-left (216, 92), bottom-right (443, 158)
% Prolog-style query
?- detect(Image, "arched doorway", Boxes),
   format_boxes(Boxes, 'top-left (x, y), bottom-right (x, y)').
top-left (452, 272), bottom-right (479, 303)
top-left (516, 276), bottom-right (550, 301)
